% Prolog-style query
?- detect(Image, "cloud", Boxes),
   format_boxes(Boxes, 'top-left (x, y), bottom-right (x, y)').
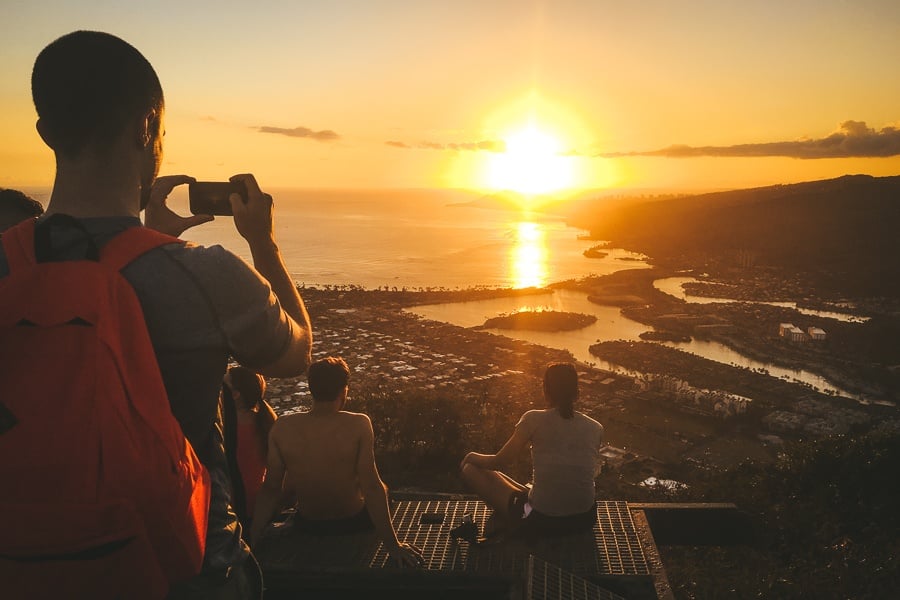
top-left (258, 126), bottom-right (340, 141)
top-left (385, 139), bottom-right (506, 152)
top-left (596, 121), bottom-right (900, 159)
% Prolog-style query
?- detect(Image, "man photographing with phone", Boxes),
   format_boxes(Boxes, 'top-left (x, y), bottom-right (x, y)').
top-left (0, 30), bottom-right (313, 599)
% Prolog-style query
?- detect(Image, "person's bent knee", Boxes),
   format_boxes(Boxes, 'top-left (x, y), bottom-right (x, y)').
top-left (460, 462), bottom-right (481, 484)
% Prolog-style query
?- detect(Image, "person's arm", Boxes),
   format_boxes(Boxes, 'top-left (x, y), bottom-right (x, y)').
top-left (229, 174), bottom-right (312, 378)
top-left (460, 418), bottom-right (531, 471)
top-left (250, 422), bottom-right (287, 546)
top-left (357, 416), bottom-right (424, 568)
top-left (258, 399), bottom-right (277, 459)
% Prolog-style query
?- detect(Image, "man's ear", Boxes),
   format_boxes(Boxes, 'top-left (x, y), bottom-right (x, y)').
top-left (136, 108), bottom-right (159, 148)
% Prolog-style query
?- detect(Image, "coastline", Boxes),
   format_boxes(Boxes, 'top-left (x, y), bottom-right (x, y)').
top-left (312, 267), bottom-right (900, 404)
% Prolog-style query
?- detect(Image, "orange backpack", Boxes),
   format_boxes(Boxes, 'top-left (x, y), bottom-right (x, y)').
top-left (0, 217), bottom-right (211, 599)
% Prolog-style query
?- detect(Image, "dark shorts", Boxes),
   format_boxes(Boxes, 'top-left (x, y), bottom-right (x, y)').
top-left (509, 490), bottom-right (596, 540)
top-left (292, 507), bottom-right (375, 536)
top-left (167, 552), bottom-right (263, 600)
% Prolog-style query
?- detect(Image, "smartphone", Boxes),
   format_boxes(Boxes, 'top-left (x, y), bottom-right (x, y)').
top-left (189, 181), bottom-right (248, 216)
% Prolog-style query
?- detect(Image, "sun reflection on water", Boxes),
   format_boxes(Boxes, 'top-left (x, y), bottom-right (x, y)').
top-left (510, 221), bottom-right (548, 288)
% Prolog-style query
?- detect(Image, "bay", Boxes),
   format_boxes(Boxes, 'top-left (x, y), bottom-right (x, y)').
top-left (406, 289), bottom-right (875, 403)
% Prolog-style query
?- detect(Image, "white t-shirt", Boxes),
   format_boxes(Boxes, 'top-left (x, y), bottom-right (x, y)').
top-left (515, 408), bottom-right (604, 516)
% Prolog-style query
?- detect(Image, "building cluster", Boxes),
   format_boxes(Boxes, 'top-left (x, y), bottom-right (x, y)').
top-left (264, 306), bottom-right (589, 417)
top-left (314, 327), bottom-right (528, 391)
top-left (779, 323), bottom-right (827, 342)
top-left (633, 374), bottom-right (751, 419)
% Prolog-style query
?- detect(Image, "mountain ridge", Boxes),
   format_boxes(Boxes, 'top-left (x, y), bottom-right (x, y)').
top-left (568, 174), bottom-right (900, 297)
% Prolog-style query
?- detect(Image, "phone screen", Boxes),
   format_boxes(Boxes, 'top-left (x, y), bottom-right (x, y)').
top-left (189, 182), bottom-right (245, 216)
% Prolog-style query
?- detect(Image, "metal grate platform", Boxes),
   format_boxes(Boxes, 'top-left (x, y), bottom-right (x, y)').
top-left (368, 498), bottom-right (490, 570)
top-left (258, 499), bottom-right (648, 583)
top-left (526, 556), bottom-right (629, 600)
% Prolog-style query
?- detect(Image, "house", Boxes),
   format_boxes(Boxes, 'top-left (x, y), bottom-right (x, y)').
top-left (779, 323), bottom-right (807, 342)
top-left (787, 326), bottom-right (807, 342)
top-left (808, 327), bottom-right (827, 341)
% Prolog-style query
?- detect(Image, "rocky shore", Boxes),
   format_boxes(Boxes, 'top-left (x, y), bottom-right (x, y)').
top-left (582, 245), bottom-right (608, 259)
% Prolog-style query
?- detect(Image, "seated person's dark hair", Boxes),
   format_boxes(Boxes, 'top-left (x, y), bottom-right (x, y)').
top-left (543, 362), bottom-right (578, 419)
top-left (31, 30), bottom-right (163, 158)
top-left (0, 189), bottom-right (44, 232)
top-left (307, 357), bottom-right (350, 402)
top-left (0, 189), bottom-right (44, 217)
top-left (227, 365), bottom-right (266, 409)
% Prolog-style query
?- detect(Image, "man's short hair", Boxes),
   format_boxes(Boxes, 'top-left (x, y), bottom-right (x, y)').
top-left (0, 189), bottom-right (44, 232)
top-left (307, 357), bottom-right (350, 403)
top-left (544, 362), bottom-right (578, 419)
top-left (31, 30), bottom-right (163, 158)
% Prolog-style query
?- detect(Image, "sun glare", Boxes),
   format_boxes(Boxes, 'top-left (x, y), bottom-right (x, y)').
top-left (487, 125), bottom-right (575, 195)
top-left (509, 221), bottom-right (548, 288)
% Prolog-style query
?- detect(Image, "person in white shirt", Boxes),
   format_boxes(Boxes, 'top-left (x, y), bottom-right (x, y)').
top-left (460, 362), bottom-right (605, 539)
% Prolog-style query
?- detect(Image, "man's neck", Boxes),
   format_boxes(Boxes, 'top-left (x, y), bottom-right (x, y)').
top-left (45, 147), bottom-right (143, 219)
top-left (309, 401), bottom-right (342, 416)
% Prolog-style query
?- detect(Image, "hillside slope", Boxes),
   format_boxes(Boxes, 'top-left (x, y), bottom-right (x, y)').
top-left (569, 175), bottom-right (900, 297)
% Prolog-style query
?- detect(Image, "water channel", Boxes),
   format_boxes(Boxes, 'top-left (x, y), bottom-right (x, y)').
top-left (653, 277), bottom-right (869, 323)
top-left (406, 273), bottom-right (876, 404)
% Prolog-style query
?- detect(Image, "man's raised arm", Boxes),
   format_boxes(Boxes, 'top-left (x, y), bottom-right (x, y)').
top-left (230, 174), bottom-right (312, 378)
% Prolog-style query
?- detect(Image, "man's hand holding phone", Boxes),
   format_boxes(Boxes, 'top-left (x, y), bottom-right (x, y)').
top-left (229, 174), bottom-right (275, 247)
top-left (145, 175), bottom-right (213, 237)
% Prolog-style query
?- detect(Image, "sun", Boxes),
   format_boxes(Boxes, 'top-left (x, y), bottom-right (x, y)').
top-left (485, 124), bottom-right (576, 195)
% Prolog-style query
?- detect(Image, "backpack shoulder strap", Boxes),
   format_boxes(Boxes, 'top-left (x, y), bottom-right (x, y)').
top-left (100, 226), bottom-right (182, 271)
top-left (1, 218), bottom-right (38, 273)
top-left (221, 387), bottom-right (249, 525)
top-left (3, 220), bottom-right (183, 273)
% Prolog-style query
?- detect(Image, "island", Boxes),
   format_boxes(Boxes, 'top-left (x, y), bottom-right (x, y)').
top-left (478, 310), bottom-right (597, 331)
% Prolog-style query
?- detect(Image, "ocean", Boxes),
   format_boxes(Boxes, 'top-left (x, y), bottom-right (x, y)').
top-left (159, 187), bottom-right (644, 289)
top-left (24, 186), bottom-right (640, 287)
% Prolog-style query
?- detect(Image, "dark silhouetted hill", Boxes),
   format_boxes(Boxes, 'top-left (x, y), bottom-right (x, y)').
top-left (569, 175), bottom-right (900, 297)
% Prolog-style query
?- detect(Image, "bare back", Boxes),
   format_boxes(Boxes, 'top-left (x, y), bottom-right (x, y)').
top-left (270, 410), bottom-right (369, 519)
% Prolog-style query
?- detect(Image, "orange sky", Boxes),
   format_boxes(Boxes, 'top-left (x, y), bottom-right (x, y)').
top-left (2, 1), bottom-right (900, 194)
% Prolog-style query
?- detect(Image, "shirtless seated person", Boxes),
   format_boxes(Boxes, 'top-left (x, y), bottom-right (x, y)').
top-left (250, 357), bottom-right (424, 567)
